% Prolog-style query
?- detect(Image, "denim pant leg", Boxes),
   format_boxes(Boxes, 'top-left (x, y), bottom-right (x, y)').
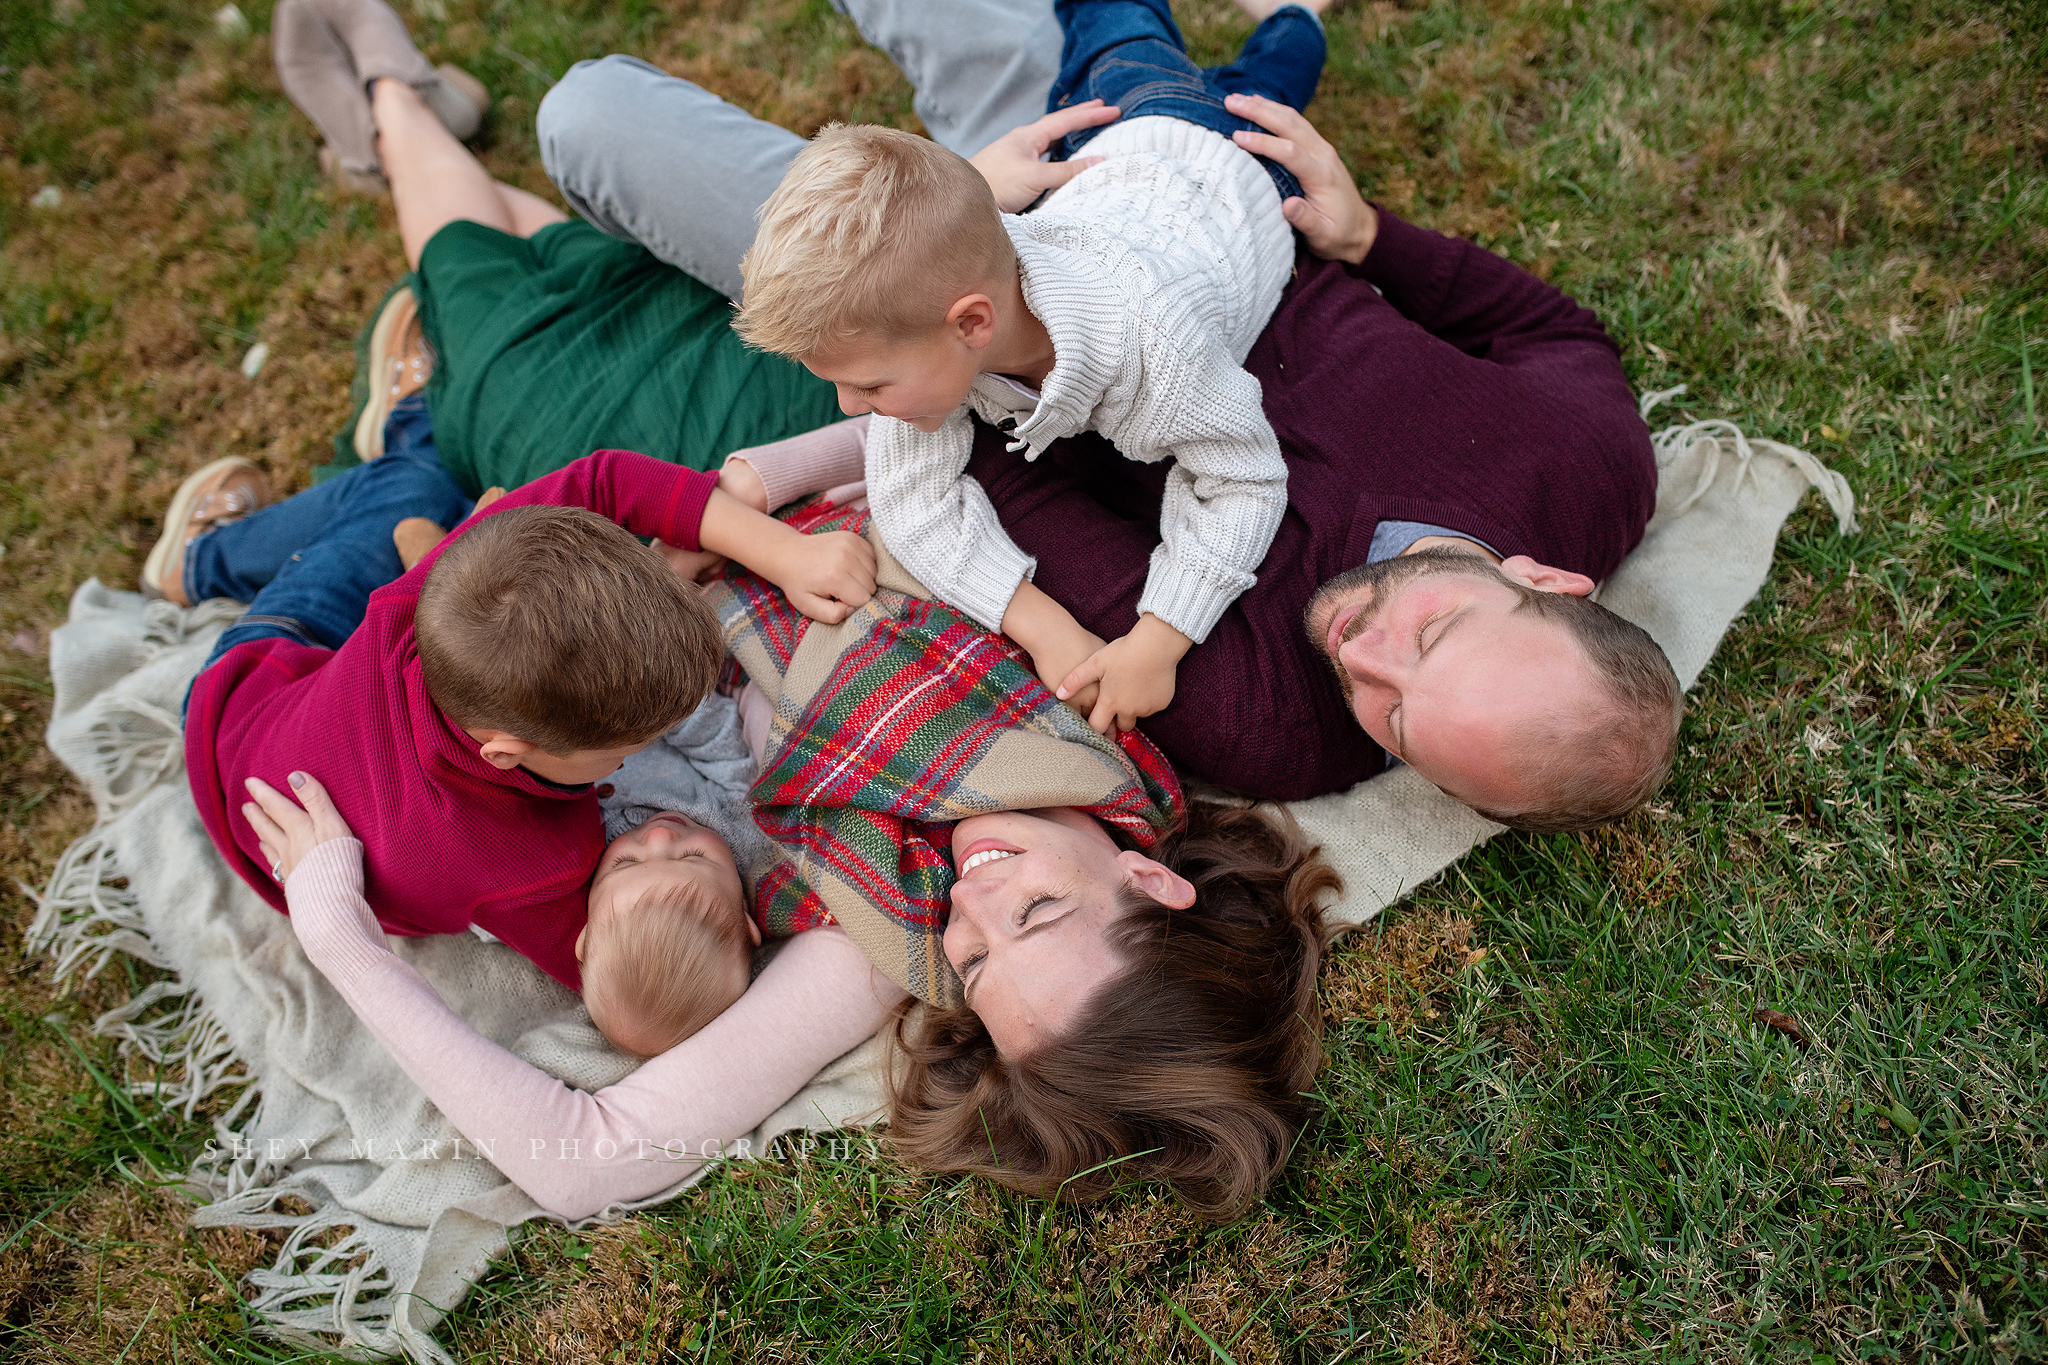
top-left (187, 398), bottom-right (474, 673)
top-left (1048, 0), bottom-right (1323, 197)
top-left (1201, 4), bottom-right (1324, 112)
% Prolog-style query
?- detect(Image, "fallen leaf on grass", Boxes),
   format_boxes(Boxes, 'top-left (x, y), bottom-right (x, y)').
top-left (1753, 1006), bottom-right (1810, 1048)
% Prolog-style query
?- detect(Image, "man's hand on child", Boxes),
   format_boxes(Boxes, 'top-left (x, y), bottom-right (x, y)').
top-left (1056, 614), bottom-right (1193, 734)
top-left (969, 100), bottom-right (1122, 214)
top-left (1224, 93), bottom-right (1379, 266)
top-left (243, 771), bottom-right (356, 881)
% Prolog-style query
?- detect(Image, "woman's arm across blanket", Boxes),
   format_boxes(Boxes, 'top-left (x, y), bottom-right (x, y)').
top-left (282, 839), bottom-right (904, 1219)
top-left (243, 774), bottom-right (906, 1220)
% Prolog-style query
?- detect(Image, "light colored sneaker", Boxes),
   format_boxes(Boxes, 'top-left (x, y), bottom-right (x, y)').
top-left (140, 457), bottom-right (274, 607)
top-left (352, 286), bottom-right (433, 462)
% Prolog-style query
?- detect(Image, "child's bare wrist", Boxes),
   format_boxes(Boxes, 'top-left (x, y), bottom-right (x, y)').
top-left (717, 458), bottom-right (771, 514)
top-left (1130, 613), bottom-right (1194, 661)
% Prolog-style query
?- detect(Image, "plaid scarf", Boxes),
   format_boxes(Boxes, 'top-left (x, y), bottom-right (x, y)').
top-left (705, 502), bottom-right (1182, 1006)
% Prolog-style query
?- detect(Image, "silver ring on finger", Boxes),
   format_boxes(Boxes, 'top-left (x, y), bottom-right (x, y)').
top-left (271, 860), bottom-right (283, 881)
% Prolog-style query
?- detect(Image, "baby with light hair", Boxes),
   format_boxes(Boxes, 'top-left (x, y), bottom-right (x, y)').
top-left (578, 693), bottom-right (777, 1057)
top-left (736, 0), bottom-right (1330, 735)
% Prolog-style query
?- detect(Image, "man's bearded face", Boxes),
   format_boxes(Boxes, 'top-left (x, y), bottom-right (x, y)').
top-left (1300, 548), bottom-right (1591, 814)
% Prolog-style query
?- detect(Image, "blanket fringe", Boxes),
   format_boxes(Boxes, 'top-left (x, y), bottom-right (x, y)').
top-left (28, 589), bottom-right (438, 1364)
top-left (24, 828), bottom-right (253, 1119)
top-left (192, 1181), bottom-right (452, 1365)
top-left (1640, 384), bottom-right (1859, 535)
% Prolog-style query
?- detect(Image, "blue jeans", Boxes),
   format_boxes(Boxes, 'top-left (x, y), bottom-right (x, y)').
top-left (1047, 0), bottom-right (1325, 201)
top-left (187, 396), bottom-right (473, 679)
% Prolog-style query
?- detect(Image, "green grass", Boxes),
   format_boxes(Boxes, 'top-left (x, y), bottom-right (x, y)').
top-left (2, 0), bottom-right (2043, 1360)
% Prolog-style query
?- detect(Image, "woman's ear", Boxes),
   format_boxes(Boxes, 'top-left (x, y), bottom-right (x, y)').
top-left (1116, 850), bottom-right (1196, 909)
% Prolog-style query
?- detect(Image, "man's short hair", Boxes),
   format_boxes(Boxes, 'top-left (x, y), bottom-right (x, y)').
top-left (1481, 585), bottom-right (1683, 833)
top-left (734, 123), bottom-right (1015, 358)
top-left (416, 505), bottom-right (722, 754)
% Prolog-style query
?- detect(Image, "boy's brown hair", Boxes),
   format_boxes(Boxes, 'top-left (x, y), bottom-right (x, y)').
top-left (735, 123), bottom-right (1016, 358)
top-left (583, 880), bottom-right (753, 1058)
top-left (416, 505), bottom-right (721, 754)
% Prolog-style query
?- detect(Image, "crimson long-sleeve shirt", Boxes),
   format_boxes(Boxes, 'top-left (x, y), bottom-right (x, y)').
top-left (968, 209), bottom-right (1657, 800)
top-left (185, 450), bottom-right (719, 990)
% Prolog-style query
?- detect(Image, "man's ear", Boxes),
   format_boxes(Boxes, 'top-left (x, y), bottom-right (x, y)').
top-left (1117, 850), bottom-right (1197, 909)
top-left (946, 293), bottom-right (999, 351)
top-left (1497, 555), bottom-right (1596, 597)
top-left (465, 726), bottom-right (538, 770)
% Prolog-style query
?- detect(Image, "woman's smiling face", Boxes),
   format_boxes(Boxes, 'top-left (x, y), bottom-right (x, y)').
top-left (944, 808), bottom-right (1194, 1056)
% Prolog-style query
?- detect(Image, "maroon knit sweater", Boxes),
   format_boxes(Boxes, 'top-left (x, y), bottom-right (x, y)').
top-left (967, 209), bottom-right (1657, 800)
top-left (184, 450), bottom-right (720, 991)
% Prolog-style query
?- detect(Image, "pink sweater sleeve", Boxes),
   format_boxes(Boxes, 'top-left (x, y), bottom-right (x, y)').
top-left (283, 839), bottom-right (906, 1220)
top-left (724, 417), bottom-right (871, 511)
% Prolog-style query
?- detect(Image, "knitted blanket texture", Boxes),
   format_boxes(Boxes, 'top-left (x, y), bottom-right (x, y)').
top-left (26, 391), bottom-right (1853, 1361)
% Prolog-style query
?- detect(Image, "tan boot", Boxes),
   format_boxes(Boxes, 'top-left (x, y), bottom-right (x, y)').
top-left (140, 458), bottom-right (274, 607)
top-left (352, 286), bottom-right (434, 462)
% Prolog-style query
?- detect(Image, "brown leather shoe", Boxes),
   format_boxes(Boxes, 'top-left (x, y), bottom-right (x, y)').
top-left (141, 458), bottom-right (273, 607)
top-left (352, 286), bottom-right (433, 462)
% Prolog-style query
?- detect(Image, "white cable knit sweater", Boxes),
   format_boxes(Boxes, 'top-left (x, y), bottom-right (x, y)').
top-left (864, 116), bottom-right (1295, 643)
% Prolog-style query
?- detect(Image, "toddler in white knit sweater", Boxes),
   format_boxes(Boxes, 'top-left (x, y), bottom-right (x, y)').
top-left (735, 0), bottom-right (1329, 733)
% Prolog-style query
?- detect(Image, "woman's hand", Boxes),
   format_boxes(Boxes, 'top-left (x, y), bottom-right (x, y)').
top-left (1224, 93), bottom-right (1379, 265)
top-left (242, 772), bottom-right (356, 881)
top-left (969, 100), bottom-right (1123, 213)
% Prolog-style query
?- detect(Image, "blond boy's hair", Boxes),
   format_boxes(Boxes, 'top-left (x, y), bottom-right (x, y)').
top-left (582, 881), bottom-right (753, 1058)
top-left (735, 124), bottom-right (1016, 358)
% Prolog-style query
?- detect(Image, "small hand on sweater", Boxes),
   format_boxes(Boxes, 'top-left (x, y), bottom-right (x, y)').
top-left (1056, 614), bottom-right (1192, 734)
top-left (1225, 93), bottom-right (1379, 266)
top-left (242, 771), bottom-right (356, 880)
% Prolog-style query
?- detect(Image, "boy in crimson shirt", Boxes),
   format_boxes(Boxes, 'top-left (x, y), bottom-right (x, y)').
top-left (158, 430), bottom-right (875, 992)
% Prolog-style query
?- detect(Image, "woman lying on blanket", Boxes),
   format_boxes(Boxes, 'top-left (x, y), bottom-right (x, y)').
top-left (244, 507), bottom-right (1338, 1221)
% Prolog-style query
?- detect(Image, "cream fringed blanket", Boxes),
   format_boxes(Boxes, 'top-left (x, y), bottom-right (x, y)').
top-left (26, 393), bottom-right (1855, 1363)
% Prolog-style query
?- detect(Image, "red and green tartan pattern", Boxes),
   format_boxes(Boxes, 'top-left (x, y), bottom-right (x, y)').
top-left (708, 501), bottom-right (1183, 1005)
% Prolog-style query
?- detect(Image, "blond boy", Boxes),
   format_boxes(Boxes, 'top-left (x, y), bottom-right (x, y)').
top-left (735, 3), bottom-right (1329, 731)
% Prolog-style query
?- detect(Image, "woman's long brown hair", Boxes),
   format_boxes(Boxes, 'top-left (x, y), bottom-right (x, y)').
top-left (885, 800), bottom-right (1340, 1221)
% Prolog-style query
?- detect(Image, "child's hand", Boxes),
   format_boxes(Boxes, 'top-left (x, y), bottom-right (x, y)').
top-left (1025, 623), bottom-right (1106, 721)
top-left (767, 528), bottom-right (877, 624)
top-left (242, 771), bottom-right (356, 881)
top-left (1056, 615), bottom-right (1193, 733)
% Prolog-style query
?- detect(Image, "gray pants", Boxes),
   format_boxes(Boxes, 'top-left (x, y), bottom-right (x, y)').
top-left (537, 0), bottom-right (1059, 301)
